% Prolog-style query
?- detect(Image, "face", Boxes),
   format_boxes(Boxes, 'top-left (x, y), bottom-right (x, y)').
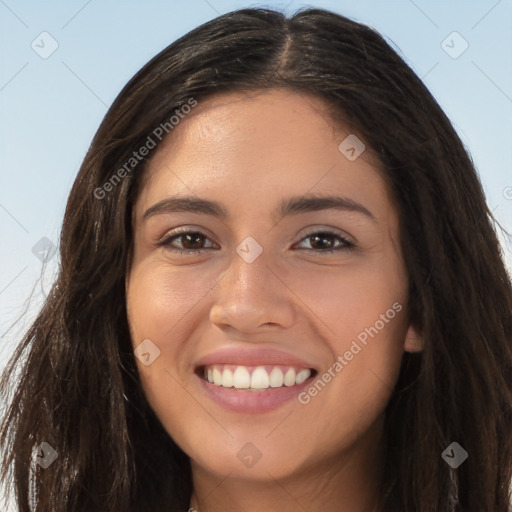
top-left (126, 89), bottom-right (419, 484)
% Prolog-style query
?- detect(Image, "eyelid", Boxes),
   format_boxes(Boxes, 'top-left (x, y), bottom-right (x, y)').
top-left (293, 224), bottom-right (355, 244)
top-left (291, 229), bottom-right (355, 252)
top-left (158, 225), bottom-right (216, 243)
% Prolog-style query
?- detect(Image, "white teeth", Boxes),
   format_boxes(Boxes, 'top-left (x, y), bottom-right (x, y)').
top-left (250, 367), bottom-right (270, 389)
top-left (269, 367), bottom-right (284, 387)
top-left (212, 368), bottom-right (222, 386)
top-left (233, 366), bottom-right (251, 389)
top-left (204, 365), bottom-right (312, 390)
top-left (221, 368), bottom-right (234, 387)
top-left (283, 368), bottom-right (296, 386)
top-left (295, 369), bottom-right (311, 384)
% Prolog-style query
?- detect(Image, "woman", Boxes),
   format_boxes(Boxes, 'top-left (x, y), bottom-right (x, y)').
top-left (1, 7), bottom-right (511, 512)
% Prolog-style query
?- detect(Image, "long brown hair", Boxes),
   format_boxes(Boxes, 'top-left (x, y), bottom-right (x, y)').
top-left (1, 7), bottom-right (511, 511)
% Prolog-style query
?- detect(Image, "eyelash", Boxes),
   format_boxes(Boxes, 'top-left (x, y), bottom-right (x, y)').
top-left (157, 228), bottom-right (355, 255)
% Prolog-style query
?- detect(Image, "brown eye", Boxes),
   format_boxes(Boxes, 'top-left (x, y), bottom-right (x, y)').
top-left (295, 230), bottom-right (355, 253)
top-left (310, 233), bottom-right (336, 250)
top-left (180, 232), bottom-right (206, 249)
top-left (159, 231), bottom-right (218, 253)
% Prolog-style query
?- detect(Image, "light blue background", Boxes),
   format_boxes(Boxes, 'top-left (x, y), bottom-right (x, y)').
top-left (0, 0), bottom-right (511, 507)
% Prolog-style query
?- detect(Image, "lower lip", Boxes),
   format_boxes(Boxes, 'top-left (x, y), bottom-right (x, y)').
top-left (196, 374), bottom-right (314, 413)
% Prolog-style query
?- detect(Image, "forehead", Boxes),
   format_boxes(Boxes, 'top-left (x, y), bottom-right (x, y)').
top-left (135, 89), bottom-right (394, 223)
top-left (148, 89), bottom-right (359, 165)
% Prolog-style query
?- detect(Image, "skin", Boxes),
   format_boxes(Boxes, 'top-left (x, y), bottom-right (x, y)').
top-left (126, 89), bottom-right (422, 512)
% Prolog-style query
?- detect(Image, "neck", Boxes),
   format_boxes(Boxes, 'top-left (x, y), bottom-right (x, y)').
top-left (189, 417), bottom-right (385, 512)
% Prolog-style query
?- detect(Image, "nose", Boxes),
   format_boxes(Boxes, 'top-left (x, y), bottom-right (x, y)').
top-left (209, 247), bottom-right (296, 334)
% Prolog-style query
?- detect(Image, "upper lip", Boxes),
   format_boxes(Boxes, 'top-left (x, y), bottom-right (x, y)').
top-left (195, 347), bottom-right (317, 371)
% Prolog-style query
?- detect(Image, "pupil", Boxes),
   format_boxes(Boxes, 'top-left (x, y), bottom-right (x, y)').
top-left (184, 233), bottom-right (204, 248)
top-left (311, 233), bottom-right (333, 249)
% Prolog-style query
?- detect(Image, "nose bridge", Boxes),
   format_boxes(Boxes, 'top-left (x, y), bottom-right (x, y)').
top-left (209, 240), bottom-right (295, 331)
top-left (221, 244), bottom-right (275, 307)
top-left (222, 231), bottom-right (276, 293)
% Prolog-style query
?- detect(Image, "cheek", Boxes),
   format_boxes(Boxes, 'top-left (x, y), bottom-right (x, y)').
top-left (127, 261), bottom-right (219, 344)
top-left (125, 263), bottom-right (207, 399)
top-left (287, 250), bottom-right (407, 347)
top-left (287, 254), bottom-right (407, 424)
top-left (126, 264), bottom-right (217, 447)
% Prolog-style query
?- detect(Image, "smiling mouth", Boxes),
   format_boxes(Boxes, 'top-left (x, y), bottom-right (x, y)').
top-left (197, 364), bottom-right (317, 391)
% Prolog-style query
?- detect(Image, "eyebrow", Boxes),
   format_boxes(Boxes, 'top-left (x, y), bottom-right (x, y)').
top-left (143, 194), bottom-right (376, 223)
